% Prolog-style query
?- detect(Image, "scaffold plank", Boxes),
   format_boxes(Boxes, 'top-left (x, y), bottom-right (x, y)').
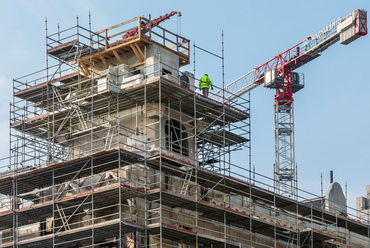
top-left (147, 222), bottom-right (252, 248)
top-left (0, 148), bottom-right (144, 196)
top-left (145, 153), bottom-right (370, 237)
top-left (146, 188), bottom-right (297, 240)
top-left (0, 219), bottom-right (143, 247)
top-left (0, 183), bottom-right (144, 229)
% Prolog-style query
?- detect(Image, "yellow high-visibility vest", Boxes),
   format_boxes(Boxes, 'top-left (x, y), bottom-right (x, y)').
top-left (199, 75), bottom-right (213, 89)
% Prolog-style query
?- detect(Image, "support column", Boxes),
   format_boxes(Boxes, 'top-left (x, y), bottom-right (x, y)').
top-left (274, 100), bottom-right (295, 198)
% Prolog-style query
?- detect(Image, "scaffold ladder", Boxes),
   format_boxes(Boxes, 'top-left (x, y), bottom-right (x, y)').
top-left (74, 105), bottom-right (88, 130)
top-left (286, 232), bottom-right (296, 247)
top-left (56, 204), bottom-right (71, 231)
top-left (53, 86), bottom-right (65, 110)
top-left (105, 124), bottom-right (114, 150)
top-left (180, 169), bottom-right (193, 195)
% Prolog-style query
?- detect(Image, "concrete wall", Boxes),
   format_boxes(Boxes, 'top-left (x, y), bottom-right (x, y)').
top-left (63, 100), bottom-right (196, 163)
top-left (145, 44), bottom-right (179, 79)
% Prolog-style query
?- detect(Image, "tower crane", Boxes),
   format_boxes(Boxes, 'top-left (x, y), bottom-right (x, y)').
top-left (211, 9), bottom-right (367, 198)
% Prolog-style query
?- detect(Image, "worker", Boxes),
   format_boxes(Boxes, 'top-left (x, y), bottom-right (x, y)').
top-left (199, 74), bottom-right (213, 97)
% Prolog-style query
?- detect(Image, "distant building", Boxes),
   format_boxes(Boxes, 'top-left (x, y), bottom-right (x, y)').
top-left (357, 185), bottom-right (370, 223)
top-left (302, 182), bottom-right (347, 216)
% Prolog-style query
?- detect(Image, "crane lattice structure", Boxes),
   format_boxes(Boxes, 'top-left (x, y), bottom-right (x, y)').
top-left (212, 9), bottom-right (368, 198)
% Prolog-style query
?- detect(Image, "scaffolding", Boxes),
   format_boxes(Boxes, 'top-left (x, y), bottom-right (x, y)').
top-left (0, 13), bottom-right (369, 248)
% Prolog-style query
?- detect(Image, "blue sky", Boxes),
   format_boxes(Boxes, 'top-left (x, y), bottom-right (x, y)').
top-left (0, 0), bottom-right (369, 214)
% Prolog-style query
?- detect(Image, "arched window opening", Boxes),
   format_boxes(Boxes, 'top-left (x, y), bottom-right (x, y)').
top-left (165, 119), bottom-right (189, 157)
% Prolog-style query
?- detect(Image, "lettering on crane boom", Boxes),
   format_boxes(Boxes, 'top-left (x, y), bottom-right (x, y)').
top-left (311, 17), bottom-right (342, 40)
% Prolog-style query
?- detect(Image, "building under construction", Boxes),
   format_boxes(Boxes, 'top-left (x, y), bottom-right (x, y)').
top-left (0, 11), bottom-right (369, 248)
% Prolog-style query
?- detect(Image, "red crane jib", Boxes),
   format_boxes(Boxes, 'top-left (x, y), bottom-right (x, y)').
top-left (252, 9), bottom-right (367, 103)
top-left (122, 11), bottom-right (181, 39)
top-left (253, 39), bottom-right (310, 87)
top-left (250, 39), bottom-right (318, 103)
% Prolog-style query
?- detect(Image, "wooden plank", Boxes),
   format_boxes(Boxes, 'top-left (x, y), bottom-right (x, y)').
top-left (138, 17), bottom-right (141, 38)
top-left (94, 16), bottom-right (144, 35)
top-left (112, 50), bottom-right (123, 64)
top-left (150, 38), bottom-right (189, 60)
top-left (134, 43), bottom-right (145, 61)
top-left (155, 25), bottom-right (190, 42)
top-left (77, 34), bottom-right (190, 67)
top-left (130, 44), bottom-right (144, 63)
top-left (116, 47), bottom-right (129, 53)
top-left (92, 37), bottom-right (142, 56)
top-left (47, 39), bottom-right (78, 53)
top-left (71, 56), bottom-right (100, 65)
top-left (79, 61), bottom-right (90, 76)
top-left (150, 30), bottom-right (172, 45)
top-left (130, 61), bottom-right (145, 68)
top-left (107, 29), bottom-right (130, 40)
top-left (99, 55), bottom-right (109, 69)
top-left (168, 40), bottom-right (188, 50)
top-left (94, 27), bottom-right (136, 44)
top-left (81, 62), bottom-right (91, 76)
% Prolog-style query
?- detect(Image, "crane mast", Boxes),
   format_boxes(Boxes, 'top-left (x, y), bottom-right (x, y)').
top-left (211, 9), bottom-right (367, 198)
